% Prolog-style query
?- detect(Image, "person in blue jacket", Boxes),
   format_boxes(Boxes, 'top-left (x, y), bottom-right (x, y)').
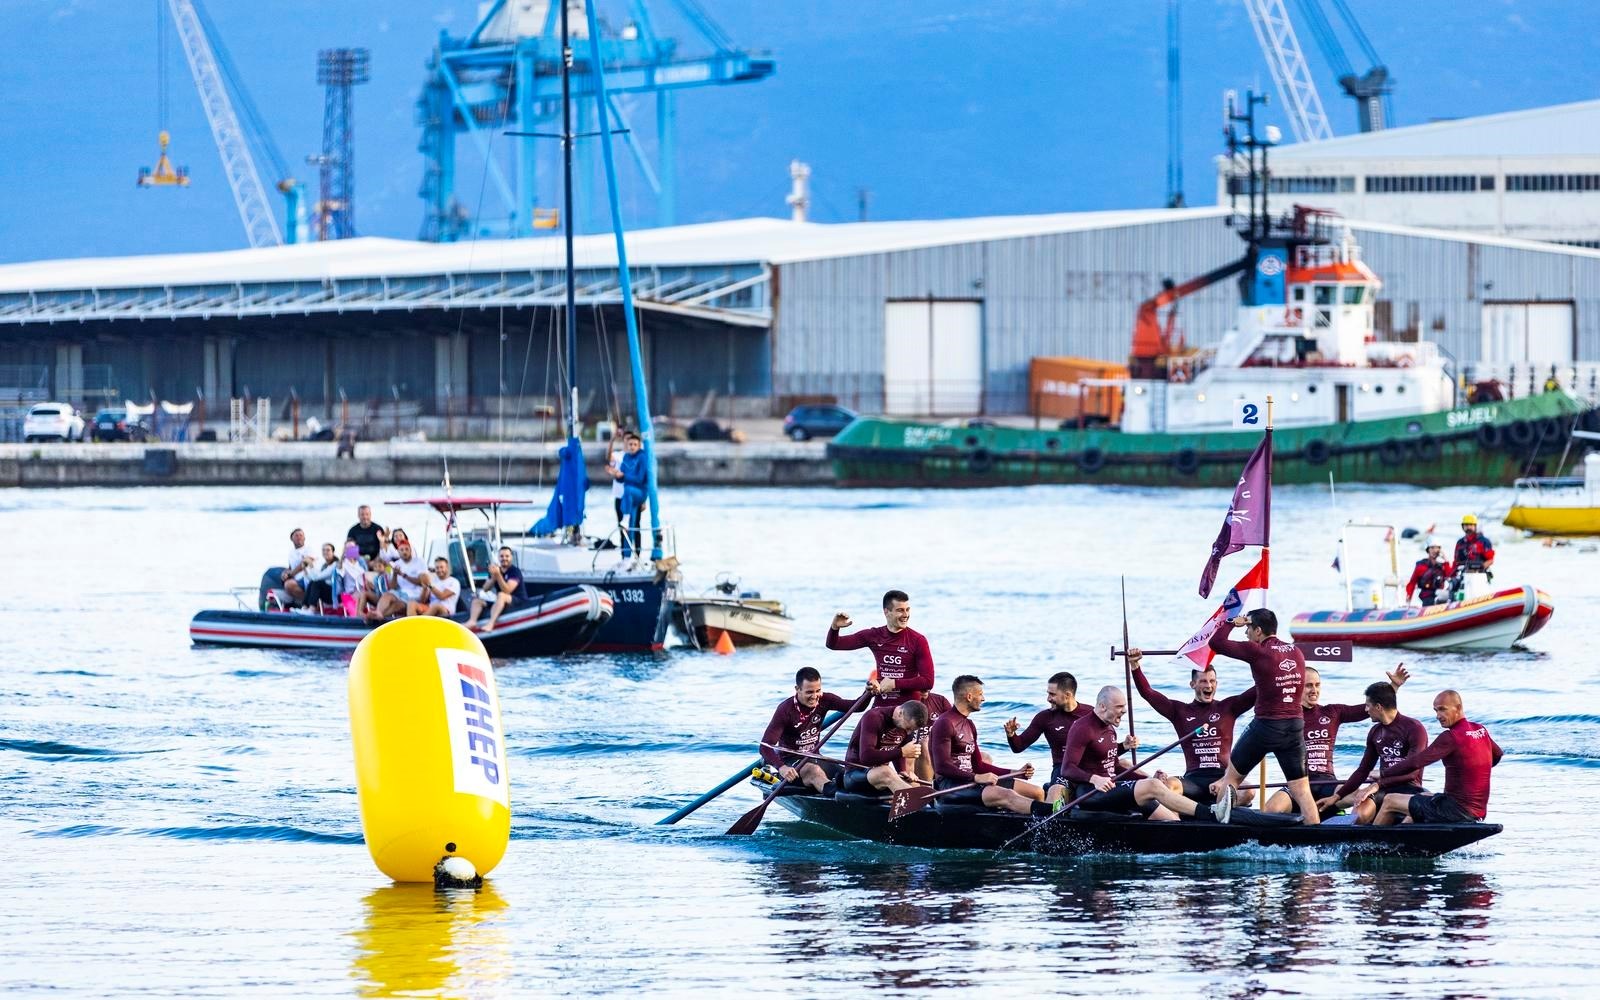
top-left (609, 431), bottom-right (648, 557)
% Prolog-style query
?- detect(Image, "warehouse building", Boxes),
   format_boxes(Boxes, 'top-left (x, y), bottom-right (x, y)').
top-left (1215, 98), bottom-right (1600, 247)
top-left (1, 205), bottom-right (1598, 428)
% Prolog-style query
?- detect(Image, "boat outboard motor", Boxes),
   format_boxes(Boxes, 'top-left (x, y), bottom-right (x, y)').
top-left (258, 568), bottom-right (288, 611)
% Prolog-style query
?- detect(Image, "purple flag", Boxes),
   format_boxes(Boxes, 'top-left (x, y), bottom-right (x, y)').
top-left (1198, 430), bottom-right (1272, 597)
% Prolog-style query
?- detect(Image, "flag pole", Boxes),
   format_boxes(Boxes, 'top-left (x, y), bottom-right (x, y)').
top-left (1259, 394), bottom-right (1273, 811)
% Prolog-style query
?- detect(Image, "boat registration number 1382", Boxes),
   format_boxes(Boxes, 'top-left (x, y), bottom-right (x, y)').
top-left (617, 589), bottom-right (647, 603)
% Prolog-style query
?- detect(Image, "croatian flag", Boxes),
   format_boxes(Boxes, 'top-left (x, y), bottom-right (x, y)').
top-left (1177, 552), bottom-right (1270, 669)
top-left (1198, 431), bottom-right (1272, 598)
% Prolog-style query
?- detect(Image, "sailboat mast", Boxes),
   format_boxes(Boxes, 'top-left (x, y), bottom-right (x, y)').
top-left (560, 0), bottom-right (578, 442)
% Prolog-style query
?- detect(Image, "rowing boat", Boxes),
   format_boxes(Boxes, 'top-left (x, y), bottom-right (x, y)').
top-left (766, 786), bottom-right (1501, 858)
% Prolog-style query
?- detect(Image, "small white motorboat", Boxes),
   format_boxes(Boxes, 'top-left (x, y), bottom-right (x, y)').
top-left (672, 574), bottom-right (795, 648)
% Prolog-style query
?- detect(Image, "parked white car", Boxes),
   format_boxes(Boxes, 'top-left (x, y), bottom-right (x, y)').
top-left (22, 402), bottom-right (86, 442)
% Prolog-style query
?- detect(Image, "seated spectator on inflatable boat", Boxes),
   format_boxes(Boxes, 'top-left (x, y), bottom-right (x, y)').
top-left (407, 557), bottom-right (462, 618)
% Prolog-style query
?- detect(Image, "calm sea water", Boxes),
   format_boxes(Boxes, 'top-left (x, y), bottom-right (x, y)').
top-left (3, 482), bottom-right (1598, 998)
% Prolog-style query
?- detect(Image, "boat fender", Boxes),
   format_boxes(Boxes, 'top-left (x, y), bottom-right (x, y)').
top-left (1378, 439), bottom-right (1407, 466)
top-left (349, 617), bottom-right (510, 883)
top-left (1414, 433), bottom-right (1441, 462)
top-left (1078, 447), bottom-right (1105, 473)
top-left (1303, 439), bottom-right (1331, 465)
top-left (1173, 448), bottom-right (1201, 475)
top-left (1474, 423), bottom-right (1503, 449)
top-left (1506, 419), bottom-right (1535, 447)
top-left (968, 448), bottom-right (994, 474)
top-left (1538, 416), bottom-right (1563, 443)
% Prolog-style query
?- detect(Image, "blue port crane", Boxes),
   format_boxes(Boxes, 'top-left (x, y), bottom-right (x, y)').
top-left (153, 0), bottom-right (306, 245)
top-left (1240, 0), bottom-right (1393, 142)
top-left (416, 0), bottom-right (775, 242)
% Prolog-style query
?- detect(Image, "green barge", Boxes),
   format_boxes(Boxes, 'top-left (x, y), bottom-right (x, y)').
top-left (827, 393), bottom-right (1596, 489)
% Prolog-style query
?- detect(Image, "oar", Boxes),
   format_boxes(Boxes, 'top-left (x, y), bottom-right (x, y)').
top-left (889, 769), bottom-right (1030, 822)
top-left (1120, 576), bottom-right (1137, 768)
top-left (1110, 647), bottom-right (1179, 658)
top-left (726, 686), bottom-right (874, 836)
top-left (759, 744), bottom-right (932, 786)
top-left (657, 696), bottom-right (860, 827)
top-left (994, 725), bottom-right (1203, 853)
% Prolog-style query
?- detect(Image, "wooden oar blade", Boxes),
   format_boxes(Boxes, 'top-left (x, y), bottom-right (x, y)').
top-left (725, 798), bottom-right (772, 836)
top-left (888, 786), bottom-right (934, 822)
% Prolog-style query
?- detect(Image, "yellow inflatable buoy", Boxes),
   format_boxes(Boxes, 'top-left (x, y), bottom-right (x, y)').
top-left (348, 617), bottom-right (511, 883)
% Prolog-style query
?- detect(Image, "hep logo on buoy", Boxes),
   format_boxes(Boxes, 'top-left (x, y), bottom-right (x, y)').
top-left (439, 649), bottom-right (511, 806)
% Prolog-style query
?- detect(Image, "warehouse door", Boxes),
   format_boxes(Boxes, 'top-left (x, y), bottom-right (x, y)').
top-left (883, 300), bottom-right (983, 415)
top-left (1482, 302), bottom-right (1575, 362)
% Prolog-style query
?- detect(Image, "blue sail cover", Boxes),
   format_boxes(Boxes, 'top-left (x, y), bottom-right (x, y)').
top-left (531, 436), bottom-right (589, 535)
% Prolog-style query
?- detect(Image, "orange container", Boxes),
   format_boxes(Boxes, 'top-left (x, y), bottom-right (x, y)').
top-left (1027, 357), bottom-right (1127, 423)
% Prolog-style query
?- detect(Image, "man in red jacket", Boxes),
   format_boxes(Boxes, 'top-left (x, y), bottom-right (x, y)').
top-left (1373, 690), bottom-right (1503, 825)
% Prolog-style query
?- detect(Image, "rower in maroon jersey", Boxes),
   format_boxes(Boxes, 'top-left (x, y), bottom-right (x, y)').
top-left (1059, 685), bottom-right (1223, 821)
top-left (1126, 649), bottom-right (1255, 806)
top-left (842, 701), bottom-right (929, 794)
top-left (927, 675), bottom-right (1047, 816)
top-left (1003, 671), bottom-right (1093, 788)
top-left (1373, 689), bottom-right (1503, 825)
top-left (1206, 608), bottom-right (1320, 823)
top-left (1317, 679), bottom-right (1431, 824)
top-left (1266, 664), bottom-right (1409, 815)
top-left (758, 667), bottom-right (866, 794)
top-left (826, 590), bottom-right (934, 708)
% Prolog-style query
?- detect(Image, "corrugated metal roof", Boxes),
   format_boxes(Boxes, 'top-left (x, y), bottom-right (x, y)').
top-left (0, 209), bottom-right (1230, 292)
top-left (1272, 98), bottom-right (1600, 160)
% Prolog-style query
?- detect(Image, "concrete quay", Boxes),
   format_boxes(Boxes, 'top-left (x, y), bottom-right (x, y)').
top-left (0, 439), bottom-right (835, 488)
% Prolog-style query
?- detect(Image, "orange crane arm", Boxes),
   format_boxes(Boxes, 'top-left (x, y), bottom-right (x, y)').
top-left (1130, 257), bottom-right (1248, 363)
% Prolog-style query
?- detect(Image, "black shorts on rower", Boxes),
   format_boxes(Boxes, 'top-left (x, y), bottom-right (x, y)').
top-left (841, 769), bottom-right (881, 796)
top-left (933, 775), bottom-right (1015, 807)
top-left (1408, 792), bottom-right (1477, 824)
top-left (1181, 767), bottom-right (1227, 804)
top-left (1069, 781), bottom-right (1158, 817)
top-left (1230, 717), bottom-right (1307, 782)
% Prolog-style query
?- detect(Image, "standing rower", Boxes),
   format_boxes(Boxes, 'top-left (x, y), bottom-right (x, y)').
top-left (1206, 609), bottom-right (1320, 824)
top-left (1372, 690), bottom-right (1503, 825)
top-left (1266, 665), bottom-right (1408, 815)
top-left (827, 590), bottom-right (934, 706)
top-left (1316, 680), bottom-right (1430, 824)
top-left (1003, 671), bottom-right (1093, 787)
top-left (1060, 685), bottom-right (1223, 822)
top-left (758, 667), bottom-right (865, 794)
top-left (927, 675), bottom-right (1047, 816)
top-left (843, 701), bottom-right (929, 794)
top-left (1127, 649), bottom-right (1255, 807)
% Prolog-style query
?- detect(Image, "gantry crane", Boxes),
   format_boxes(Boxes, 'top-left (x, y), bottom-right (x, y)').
top-left (416, 0), bottom-right (775, 241)
top-left (154, 0), bottom-right (304, 245)
top-left (1240, 0), bottom-right (1394, 142)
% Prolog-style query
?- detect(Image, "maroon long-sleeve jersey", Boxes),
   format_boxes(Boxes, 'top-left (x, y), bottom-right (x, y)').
top-left (1132, 667), bottom-right (1256, 772)
top-left (1006, 703), bottom-right (1093, 769)
top-left (928, 709), bottom-right (1007, 782)
top-left (759, 692), bottom-right (858, 766)
top-left (846, 704), bottom-right (916, 768)
top-left (1208, 628), bottom-right (1305, 720)
top-left (1302, 703), bottom-right (1369, 775)
top-left (1384, 717), bottom-right (1503, 819)
top-left (1334, 712), bottom-right (1431, 799)
top-left (826, 625), bottom-right (934, 706)
top-left (1062, 712), bottom-right (1142, 785)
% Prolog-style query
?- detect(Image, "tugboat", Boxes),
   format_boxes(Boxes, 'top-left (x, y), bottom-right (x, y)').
top-left (828, 91), bottom-right (1591, 488)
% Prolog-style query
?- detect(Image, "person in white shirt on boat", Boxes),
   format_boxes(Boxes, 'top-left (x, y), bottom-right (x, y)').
top-left (408, 557), bottom-right (463, 617)
top-left (607, 427), bottom-right (628, 542)
top-left (370, 538), bottom-right (427, 621)
top-left (282, 528), bottom-right (318, 606)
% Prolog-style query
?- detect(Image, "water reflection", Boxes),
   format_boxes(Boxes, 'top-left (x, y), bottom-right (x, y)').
top-left (351, 883), bottom-right (512, 998)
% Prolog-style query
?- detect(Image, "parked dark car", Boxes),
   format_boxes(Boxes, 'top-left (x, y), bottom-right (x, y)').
top-left (90, 407), bottom-right (151, 442)
top-left (782, 404), bottom-right (857, 441)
